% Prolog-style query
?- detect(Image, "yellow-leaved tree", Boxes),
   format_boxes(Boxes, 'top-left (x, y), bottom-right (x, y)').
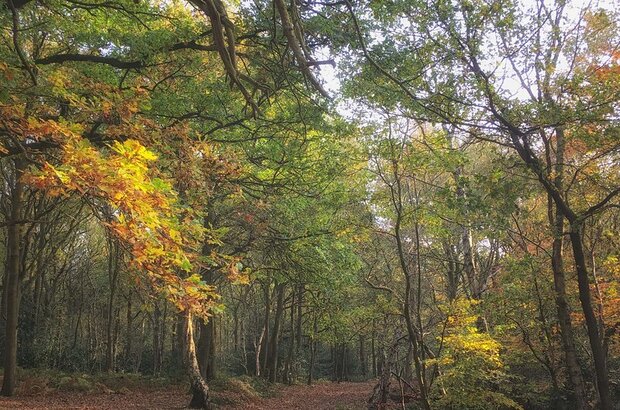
top-left (429, 299), bottom-right (522, 410)
top-left (25, 131), bottom-right (219, 407)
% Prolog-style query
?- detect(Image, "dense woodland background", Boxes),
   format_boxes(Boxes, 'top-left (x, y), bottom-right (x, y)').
top-left (0, 0), bottom-right (619, 409)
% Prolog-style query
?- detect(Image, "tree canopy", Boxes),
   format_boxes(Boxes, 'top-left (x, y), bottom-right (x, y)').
top-left (0, 0), bottom-right (619, 409)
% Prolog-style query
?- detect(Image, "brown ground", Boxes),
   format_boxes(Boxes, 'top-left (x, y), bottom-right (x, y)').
top-left (0, 380), bottom-right (375, 410)
top-left (0, 385), bottom-right (189, 409)
top-left (224, 380), bottom-right (375, 410)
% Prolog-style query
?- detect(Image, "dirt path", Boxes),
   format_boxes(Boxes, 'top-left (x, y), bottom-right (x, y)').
top-left (0, 380), bottom-right (375, 410)
top-left (223, 380), bottom-right (375, 410)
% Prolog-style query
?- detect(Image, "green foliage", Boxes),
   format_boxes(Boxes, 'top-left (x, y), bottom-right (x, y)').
top-left (1, 0), bottom-right (619, 407)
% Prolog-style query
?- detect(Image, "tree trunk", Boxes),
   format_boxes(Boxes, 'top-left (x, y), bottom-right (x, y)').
top-left (261, 281), bottom-right (271, 375)
top-left (186, 311), bottom-right (212, 409)
top-left (549, 201), bottom-right (587, 408)
top-left (461, 226), bottom-right (480, 299)
top-left (125, 296), bottom-right (133, 370)
top-left (32, 225), bottom-right (45, 330)
top-left (254, 324), bottom-right (265, 377)
top-left (333, 345), bottom-right (341, 382)
top-left (368, 338), bottom-right (396, 410)
top-left (283, 288), bottom-right (295, 384)
top-left (371, 324), bottom-right (377, 378)
top-left (172, 311), bottom-right (186, 373)
top-left (266, 283), bottom-right (285, 382)
top-left (443, 241), bottom-right (459, 301)
top-left (359, 335), bottom-right (367, 378)
top-left (531, 273), bottom-right (560, 393)
top-left (233, 306), bottom-right (239, 353)
top-left (196, 205), bottom-right (219, 379)
top-left (106, 237), bottom-right (119, 373)
top-left (296, 284), bottom-right (303, 352)
top-left (547, 127), bottom-right (588, 409)
top-left (391, 159), bottom-right (431, 410)
top-left (307, 315), bottom-right (317, 385)
top-left (569, 223), bottom-right (611, 410)
top-left (1, 158), bottom-right (26, 397)
top-left (454, 166), bottom-right (483, 300)
top-left (153, 303), bottom-right (162, 375)
top-left (508, 124), bottom-right (612, 409)
top-left (197, 318), bottom-right (216, 380)
top-left (342, 344), bottom-right (348, 381)
top-left (133, 318), bottom-right (145, 373)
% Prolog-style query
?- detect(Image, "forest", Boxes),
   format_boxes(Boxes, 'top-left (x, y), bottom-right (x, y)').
top-left (0, 0), bottom-right (619, 409)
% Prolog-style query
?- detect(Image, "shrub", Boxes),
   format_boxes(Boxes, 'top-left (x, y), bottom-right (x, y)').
top-left (429, 299), bottom-right (522, 410)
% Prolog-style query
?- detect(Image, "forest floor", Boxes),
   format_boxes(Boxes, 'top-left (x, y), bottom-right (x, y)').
top-left (0, 374), bottom-right (376, 409)
top-left (220, 379), bottom-right (376, 409)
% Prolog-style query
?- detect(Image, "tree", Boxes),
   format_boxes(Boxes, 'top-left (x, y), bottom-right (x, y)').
top-left (337, 0), bottom-right (619, 406)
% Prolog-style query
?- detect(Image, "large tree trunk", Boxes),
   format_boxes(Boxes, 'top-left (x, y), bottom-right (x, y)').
top-left (198, 269), bottom-right (217, 381)
top-left (546, 127), bottom-right (588, 409)
top-left (171, 311), bottom-right (186, 372)
top-left (547, 198), bottom-right (587, 403)
top-left (1, 158), bottom-right (26, 397)
top-left (569, 223), bottom-right (611, 410)
top-left (508, 124), bottom-right (612, 409)
top-left (196, 208), bottom-right (218, 380)
top-left (186, 312), bottom-right (212, 409)
top-left (550, 225), bottom-right (586, 406)
top-left (197, 318), bottom-right (216, 380)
